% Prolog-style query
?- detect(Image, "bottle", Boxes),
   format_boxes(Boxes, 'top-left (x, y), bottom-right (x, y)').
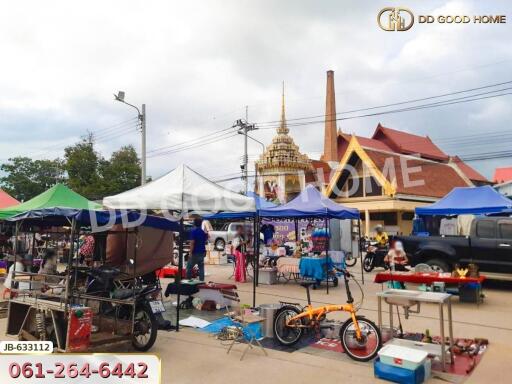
top-left (422, 329), bottom-right (432, 343)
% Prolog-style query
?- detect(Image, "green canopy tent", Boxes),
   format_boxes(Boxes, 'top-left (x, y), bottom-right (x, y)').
top-left (0, 184), bottom-right (102, 220)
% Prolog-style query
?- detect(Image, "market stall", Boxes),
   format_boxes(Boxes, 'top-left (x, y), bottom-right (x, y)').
top-left (259, 185), bottom-right (360, 293)
top-left (5, 207), bottom-right (179, 352)
top-left (103, 164), bottom-right (255, 330)
top-left (416, 185), bottom-right (512, 216)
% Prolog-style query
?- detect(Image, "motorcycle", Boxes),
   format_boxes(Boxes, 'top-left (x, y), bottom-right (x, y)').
top-left (83, 263), bottom-right (166, 351)
top-left (362, 239), bottom-right (389, 273)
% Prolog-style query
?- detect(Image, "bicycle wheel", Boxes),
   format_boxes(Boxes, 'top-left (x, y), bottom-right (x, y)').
top-left (273, 306), bottom-right (304, 346)
top-left (344, 252), bottom-right (357, 267)
top-left (340, 316), bottom-right (382, 362)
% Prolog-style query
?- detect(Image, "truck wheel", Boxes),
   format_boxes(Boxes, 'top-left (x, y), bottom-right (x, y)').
top-left (214, 238), bottom-right (226, 251)
top-left (426, 259), bottom-right (450, 273)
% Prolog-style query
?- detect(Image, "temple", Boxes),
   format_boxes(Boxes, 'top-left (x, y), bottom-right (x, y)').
top-left (255, 83), bottom-right (311, 202)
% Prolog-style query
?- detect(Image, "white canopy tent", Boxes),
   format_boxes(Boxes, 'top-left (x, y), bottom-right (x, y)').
top-left (103, 164), bottom-right (255, 213)
top-left (103, 164), bottom-right (255, 331)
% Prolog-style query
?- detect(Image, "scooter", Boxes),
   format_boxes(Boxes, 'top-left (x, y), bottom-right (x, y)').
top-left (83, 264), bottom-right (165, 351)
top-left (362, 240), bottom-right (389, 272)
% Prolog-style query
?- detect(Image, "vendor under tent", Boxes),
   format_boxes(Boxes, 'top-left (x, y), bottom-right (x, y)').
top-left (0, 184), bottom-right (101, 220)
top-left (416, 186), bottom-right (512, 216)
top-left (0, 189), bottom-right (19, 209)
top-left (103, 164), bottom-right (255, 331)
top-left (259, 185), bottom-right (361, 291)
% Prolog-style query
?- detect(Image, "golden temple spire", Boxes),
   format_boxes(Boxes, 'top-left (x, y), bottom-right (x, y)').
top-left (277, 81), bottom-right (289, 135)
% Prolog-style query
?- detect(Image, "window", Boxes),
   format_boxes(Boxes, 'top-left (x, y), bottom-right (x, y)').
top-left (499, 222), bottom-right (512, 239)
top-left (401, 212), bottom-right (415, 221)
top-left (476, 221), bottom-right (496, 238)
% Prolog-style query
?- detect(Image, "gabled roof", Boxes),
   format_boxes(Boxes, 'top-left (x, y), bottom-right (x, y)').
top-left (0, 184), bottom-right (101, 220)
top-left (372, 124), bottom-right (449, 161)
top-left (493, 167), bottom-right (512, 184)
top-left (306, 160), bottom-right (332, 184)
top-left (0, 189), bottom-right (19, 209)
top-left (364, 149), bottom-right (471, 198)
top-left (450, 156), bottom-right (489, 183)
top-left (326, 136), bottom-right (472, 199)
top-left (337, 133), bottom-right (391, 153)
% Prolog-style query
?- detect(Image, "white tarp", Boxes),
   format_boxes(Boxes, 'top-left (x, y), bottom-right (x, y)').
top-left (103, 164), bottom-right (255, 213)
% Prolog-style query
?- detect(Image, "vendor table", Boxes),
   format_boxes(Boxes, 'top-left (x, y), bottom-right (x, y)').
top-left (374, 271), bottom-right (486, 285)
top-left (299, 256), bottom-right (333, 281)
top-left (276, 257), bottom-right (300, 283)
top-left (376, 289), bottom-right (454, 371)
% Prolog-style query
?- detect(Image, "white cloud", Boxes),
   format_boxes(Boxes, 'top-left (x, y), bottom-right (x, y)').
top-left (0, 0), bottom-right (511, 185)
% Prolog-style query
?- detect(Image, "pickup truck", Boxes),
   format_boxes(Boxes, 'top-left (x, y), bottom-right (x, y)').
top-left (397, 216), bottom-right (512, 276)
top-left (209, 222), bottom-right (254, 251)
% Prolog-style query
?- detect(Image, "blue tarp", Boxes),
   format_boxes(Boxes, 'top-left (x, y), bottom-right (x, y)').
top-left (8, 207), bottom-right (181, 231)
top-left (416, 186), bottom-right (512, 216)
top-left (259, 185), bottom-right (359, 220)
top-left (205, 191), bottom-right (277, 219)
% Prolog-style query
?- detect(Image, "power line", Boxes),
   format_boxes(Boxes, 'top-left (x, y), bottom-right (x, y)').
top-left (255, 91), bottom-right (512, 131)
top-left (147, 132), bottom-right (239, 158)
top-left (255, 80), bottom-right (512, 126)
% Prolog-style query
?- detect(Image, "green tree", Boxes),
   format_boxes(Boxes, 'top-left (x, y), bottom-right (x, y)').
top-left (64, 134), bottom-right (103, 200)
top-left (100, 145), bottom-right (141, 196)
top-left (0, 157), bottom-right (65, 201)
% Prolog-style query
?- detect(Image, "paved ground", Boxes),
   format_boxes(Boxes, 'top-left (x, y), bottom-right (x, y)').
top-left (2, 263), bottom-right (512, 383)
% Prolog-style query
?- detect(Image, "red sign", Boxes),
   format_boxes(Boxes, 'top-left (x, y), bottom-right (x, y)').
top-left (66, 307), bottom-right (93, 352)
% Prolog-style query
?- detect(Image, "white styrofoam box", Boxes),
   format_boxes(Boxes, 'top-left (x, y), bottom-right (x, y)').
top-left (378, 344), bottom-right (428, 371)
top-left (259, 268), bottom-right (277, 285)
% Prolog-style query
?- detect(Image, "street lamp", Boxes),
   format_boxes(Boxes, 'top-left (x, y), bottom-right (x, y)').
top-left (114, 91), bottom-right (147, 185)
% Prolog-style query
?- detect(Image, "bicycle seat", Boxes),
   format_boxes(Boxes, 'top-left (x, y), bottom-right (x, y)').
top-left (300, 282), bottom-right (315, 289)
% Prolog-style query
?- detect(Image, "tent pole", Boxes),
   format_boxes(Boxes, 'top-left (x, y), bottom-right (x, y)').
top-left (176, 217), bottom-right (184, 332)
top-left (358, 219), bottom-right (364, 285)
top-left (252, 214), bottom-right (259, 307)
top-left (294, 218), bottom-right (299, 243)
top-left (325, 217), bottom-right (329, 295)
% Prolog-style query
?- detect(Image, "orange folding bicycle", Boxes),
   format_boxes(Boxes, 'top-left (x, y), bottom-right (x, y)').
top-left (273, 268), bottom-right (382, 361)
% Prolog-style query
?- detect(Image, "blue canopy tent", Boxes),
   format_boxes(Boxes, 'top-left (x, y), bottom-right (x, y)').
top-left (259, 185), bottom-right (359, 219)
top-left (259, 185), bottom-right (361, 290)
top-left (8, 207), bottom-right (181, 231)
top-left (416, 186), bottom-right (512, 216)
top-left (205, 191), bottom-right (277, 219)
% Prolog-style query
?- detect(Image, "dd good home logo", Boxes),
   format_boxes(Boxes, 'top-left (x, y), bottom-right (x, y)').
top-left (378, 7), bottom-right (414, 31)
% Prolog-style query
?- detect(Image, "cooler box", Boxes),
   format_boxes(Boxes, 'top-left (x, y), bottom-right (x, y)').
top-left (378, 344), bottom-right (428, 370)
top-left (374, 358), bottom-right (425, 384)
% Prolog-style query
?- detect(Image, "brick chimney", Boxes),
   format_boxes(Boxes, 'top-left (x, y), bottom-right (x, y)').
top-left (323, 70), bottom-right (338, 162)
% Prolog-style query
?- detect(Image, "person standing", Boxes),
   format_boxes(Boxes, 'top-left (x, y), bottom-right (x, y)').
top-left (232, 225), bottom-right (248, 283)
top-left (187, 218), bottom-right (208, 281)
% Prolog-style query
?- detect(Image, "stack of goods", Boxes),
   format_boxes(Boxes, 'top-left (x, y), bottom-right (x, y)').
top-left (207, 251), bottom-right (227, 265)
top-left (374, 344), bottom-right (431, 383)
top-left (311, 228), bottom-right (330, 253)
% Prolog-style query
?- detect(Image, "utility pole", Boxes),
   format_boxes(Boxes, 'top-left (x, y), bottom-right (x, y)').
top-left (141, 104), bottom-right (147, 185)
top-left (114, 91), bottom-right (147, 185)
top-left (233, 116), bottom-right (257, 195)
top-left (244, 106), bottom-right (249, 194)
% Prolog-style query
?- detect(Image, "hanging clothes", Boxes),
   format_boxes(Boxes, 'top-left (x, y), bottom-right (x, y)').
top-left (440, 218), bottom-right (457, 236)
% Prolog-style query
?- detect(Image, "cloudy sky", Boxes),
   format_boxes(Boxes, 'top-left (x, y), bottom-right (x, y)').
top-left (1, 0), bottom-right (511, 191)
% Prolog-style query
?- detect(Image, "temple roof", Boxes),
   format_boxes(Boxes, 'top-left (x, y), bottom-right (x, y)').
top-left (257, 84), bottom-right (310, 172)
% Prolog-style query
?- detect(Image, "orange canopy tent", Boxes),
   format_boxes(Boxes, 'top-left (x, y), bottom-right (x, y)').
top-left (0, 189), bottom-right (19, 209)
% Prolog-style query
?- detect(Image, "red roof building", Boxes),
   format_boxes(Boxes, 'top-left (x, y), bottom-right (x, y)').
top-left (0, 189), bottom-right (19, 209)
top-left (493, 167), bottom-right (512, 184)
